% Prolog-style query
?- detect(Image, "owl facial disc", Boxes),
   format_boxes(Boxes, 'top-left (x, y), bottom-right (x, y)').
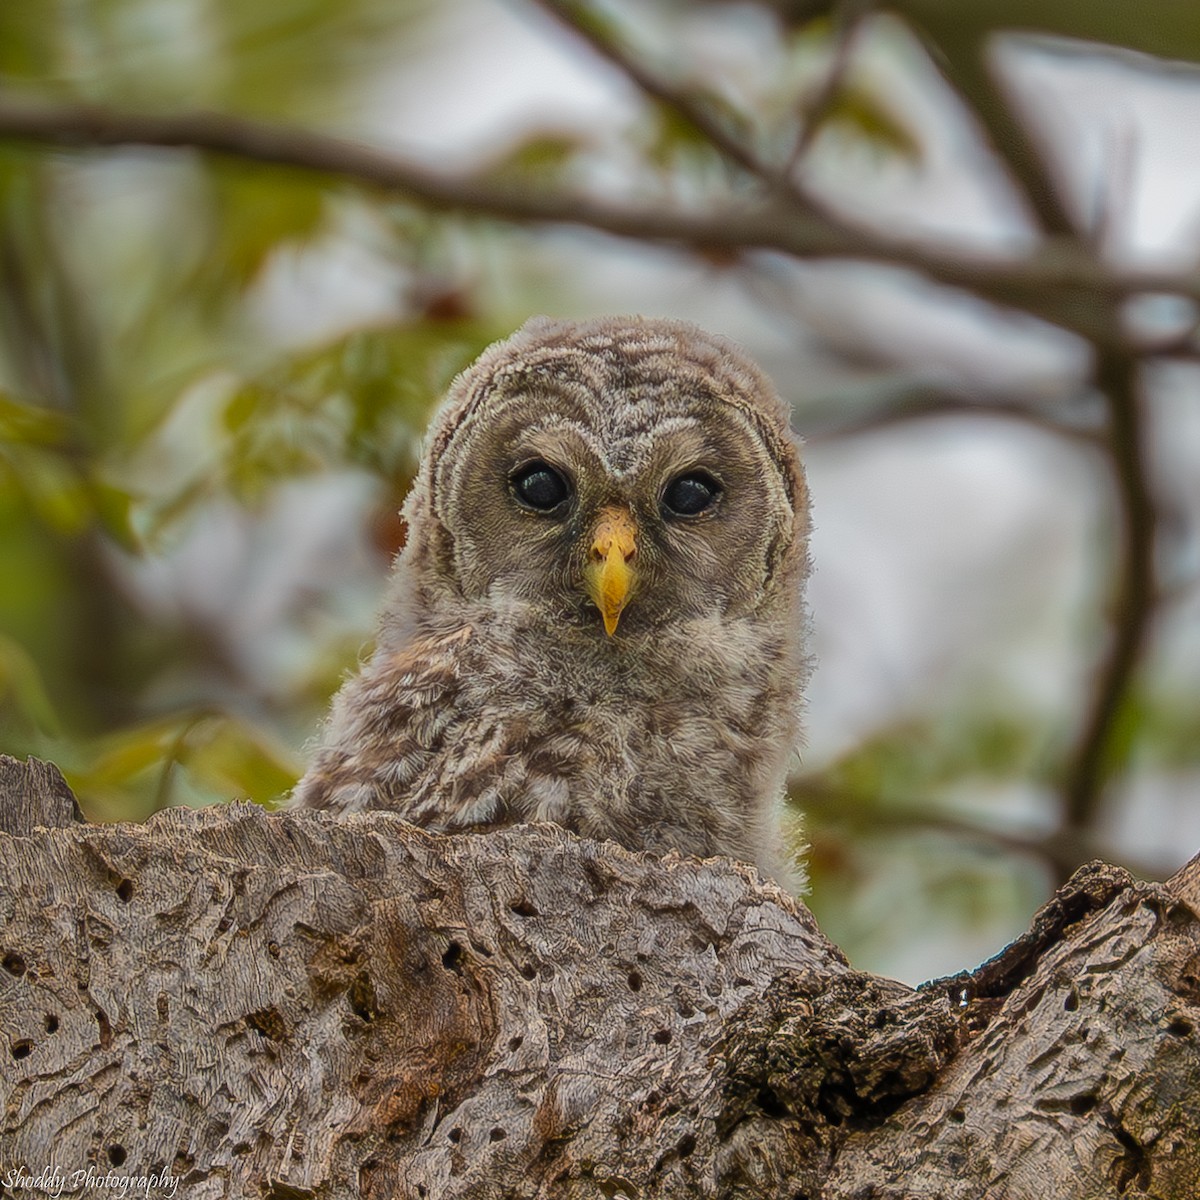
top-left (585, 506), bottom-right (637, 636)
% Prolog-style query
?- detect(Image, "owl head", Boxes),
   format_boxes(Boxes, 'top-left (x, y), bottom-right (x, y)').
top-left (388, 315), bottom-right (809, 647)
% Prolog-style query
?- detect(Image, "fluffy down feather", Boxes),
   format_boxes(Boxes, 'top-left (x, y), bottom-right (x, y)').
top-left (293, 315), bottom-right (811, 889)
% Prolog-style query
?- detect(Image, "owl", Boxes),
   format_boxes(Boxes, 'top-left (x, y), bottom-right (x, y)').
top-left (293, 315), bottom-right (811, 888)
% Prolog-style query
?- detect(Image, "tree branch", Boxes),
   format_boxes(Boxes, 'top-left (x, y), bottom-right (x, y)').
top-left (792, 779), bottom-right (1171, 883)
top-left (785, 0), bottom-right (872, 173)
top-left (4, 757), bottom-right (1197, 1196)
top-left (1060, 351), bottom-right (1158, 839)
top-left (911, 26), bottom-right (1078, 239)
top-left (800, 384), bottom-right (1105, 446)
top-left (525, 0), bottom-right (785, 187)
top-left (1, 99), bottom-right (1199, 336)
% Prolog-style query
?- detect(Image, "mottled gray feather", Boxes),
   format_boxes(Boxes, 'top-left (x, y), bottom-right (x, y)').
top-left (293, 315), bottom-right (811, 889)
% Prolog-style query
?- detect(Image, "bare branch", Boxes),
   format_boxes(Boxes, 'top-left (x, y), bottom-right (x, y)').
top-left (1060, 351), bottom-right (1158, 842)
top-left (1, 99), bottom-right (1199, 334)
top-left (792, 779), bottom-right (1171, 881)
top-left (911, 26), bottom-right (1078, 238)
top-left (800, 384), bottom-right (1104, 446)
top-left (786, 1), bottom-right (872, 173)
top-left (526, 0), bottom-right (783, 186)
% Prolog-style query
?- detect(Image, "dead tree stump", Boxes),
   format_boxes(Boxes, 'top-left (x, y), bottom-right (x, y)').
top-left (0, 755), bottom-right (1196, 1198)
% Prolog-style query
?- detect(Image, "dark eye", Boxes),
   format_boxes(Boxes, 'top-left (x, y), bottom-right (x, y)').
top-left (662, 472), bottom-right (721, 518)
top-left (510, 460), bottom-right (571, 512)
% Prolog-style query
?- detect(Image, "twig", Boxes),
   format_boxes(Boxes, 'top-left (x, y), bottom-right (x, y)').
top-left (786, 1), bottom-right (872, 173)
top-left (2, 99), bottom-right (1200, 333)
top-left (792, 780), bottom-right (1169, 881)
top-left (801, 386), bottom-right (1104, 446)
top-left (526, 0), bottom-right (782, 186)
top-left (911, 26), bottom-right (1077, 238)
top-left (1060, 350), bottom-right (1158, 838)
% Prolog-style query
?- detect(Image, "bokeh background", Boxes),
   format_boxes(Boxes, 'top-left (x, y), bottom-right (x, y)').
top-left (1, 0), bottom-right (1198, 984)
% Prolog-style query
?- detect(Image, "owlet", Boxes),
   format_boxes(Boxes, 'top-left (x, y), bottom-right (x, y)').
top-left (294, 315), bottom-right (811, 888)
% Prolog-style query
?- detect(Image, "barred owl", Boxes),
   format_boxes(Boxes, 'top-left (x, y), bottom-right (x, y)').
top-left (294, 315), bottom-right (811, 887)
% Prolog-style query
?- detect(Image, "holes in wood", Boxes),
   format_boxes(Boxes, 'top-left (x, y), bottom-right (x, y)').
top-left (677, 1132), bottom-right (696, 1158)
top-left (626, 970), bottom-right (643, 993)
top-left (441, 942), bottom-right (464, 974)
top-left (509, 897), bottom-right (538, 917)
top-left (948, 1107), bottom-right (965, 1124)
top-left (1113, 1124), bottom-right (1151, 1193)
top-left (507, 1035), bottom-right (524, 1052)
top-left (652, 1029), bottom-right (672, 1045)
top-left (11, 1039), bottom-right (33, 1060)
top-left (1166, 1015), bottom-right (1194, 1037)
top-left (263, 1183), bottom-right (317, 1200)
top-left (448, 1127), bottom-right (463, 1144)
top-left (114, 877), bottom-right (134, 903)
top-left (245, 1006), bottom-right (288, 1042)
top-left (519, 962), bottom-right (537, 982)
top-left (489, 1128), bottom-right (506, 1143)
top-left (3, 951), bottom-right (27, 977)
top-left (44, 1013), bottom-right (59, 1034)
top-left (1063, 987), bottom-right (1080, 1012)
top-left (349, 973), bottom-right (377, 1023)
top-left (1036, 1088), bottom-right (1101, 1117)
top-left (107, 1144), bottom-right (127, 1167)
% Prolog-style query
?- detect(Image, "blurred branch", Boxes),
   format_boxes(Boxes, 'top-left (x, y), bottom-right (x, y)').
top-left (802, 385), bottom-right (1104, 446)
top-left (526, 0), bottom-right (784, 186)
top-left (1061, 352), bottom-right (1158, 839)
top-left (786, 1), bottom-right (872, 172)
top-left (795, 780), bottom-right (1171, 882)
top-left (911, 27), bottom-right (1077, 238)
top-left (885, 23), bottom-right (1163, 881)
top-left (2, 100), bottom-right (1200, 338)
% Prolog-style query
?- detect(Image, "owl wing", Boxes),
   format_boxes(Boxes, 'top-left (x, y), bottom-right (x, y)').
top-left (292, 626), bottom-right (472, 818)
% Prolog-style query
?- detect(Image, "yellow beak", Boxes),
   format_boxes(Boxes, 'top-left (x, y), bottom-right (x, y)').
top-left (584, 506), bottom-right (637, 636)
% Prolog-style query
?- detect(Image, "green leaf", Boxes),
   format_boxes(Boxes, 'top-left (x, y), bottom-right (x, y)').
top-left (0, 393), bottom-right (71, 446)
top-left (483, 133), bottom-right (590, 186)
top-left (212, 320), bottom-right (498, 498)
top-left (813, 83), bottom-right (922, 162)
top-left (181, 717), bottom-right (301, 806)
top-left (806, 706), bottom-right (1044, 813)
top-left (1, 446), bottom-right (93, 536)
top-left (0, 6), bottom-right (58, 79)
top-left (205, 161), bottom-right (330, 285)
top-left (0, 634), bottom-right (63, 736)
top-left (83, 718), bottom-right (181, 789)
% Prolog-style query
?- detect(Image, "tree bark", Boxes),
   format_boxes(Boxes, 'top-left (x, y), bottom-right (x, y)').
top-left (0, 755), bottom-right (1196, 1199)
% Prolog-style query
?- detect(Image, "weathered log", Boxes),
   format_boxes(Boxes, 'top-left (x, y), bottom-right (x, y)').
top-left (0, 755), bottom-right (1195, 1199)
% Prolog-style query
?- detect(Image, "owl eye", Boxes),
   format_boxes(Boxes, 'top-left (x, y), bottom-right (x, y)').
top-left (661, 471), bottom-right (721, 518)
top-left (510, 460), bottom-right (571, 512)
